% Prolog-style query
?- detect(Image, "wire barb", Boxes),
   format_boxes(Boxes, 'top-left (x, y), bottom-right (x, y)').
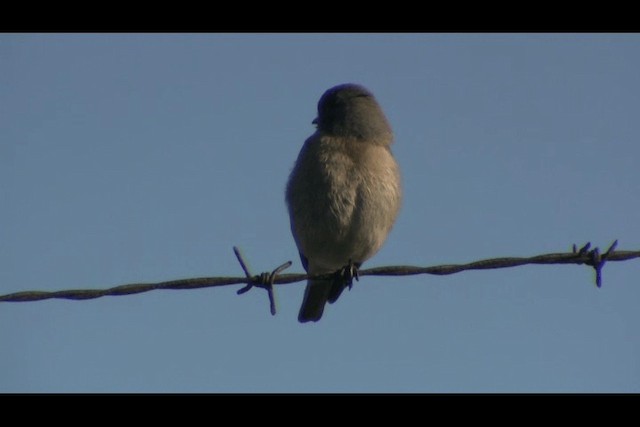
top-left (571, 239), bottom-right (619, 288)
top-left (573, 242), bottom-right (592, 255)
top-left (604, 239), bottom-right (619, 258)
top-left (233, 246), bottom-right (292, 315)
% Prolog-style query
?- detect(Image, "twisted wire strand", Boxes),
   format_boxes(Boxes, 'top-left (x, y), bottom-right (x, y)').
top-left (1, 242), bottom-right (638, 303)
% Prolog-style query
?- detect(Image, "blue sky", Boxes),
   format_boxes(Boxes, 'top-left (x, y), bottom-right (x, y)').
top-left (1, 33), bottom-right (639, 392)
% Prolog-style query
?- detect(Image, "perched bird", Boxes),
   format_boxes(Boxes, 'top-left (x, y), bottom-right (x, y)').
top-left (286, 83), bottom-right (402, 323)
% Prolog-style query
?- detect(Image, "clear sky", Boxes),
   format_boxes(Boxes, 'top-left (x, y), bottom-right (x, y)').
top-left (1, 33), bottom-right (639, 392)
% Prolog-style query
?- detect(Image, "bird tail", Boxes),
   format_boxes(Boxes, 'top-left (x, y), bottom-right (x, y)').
top-left (298, 279), bottom-right (332, 323)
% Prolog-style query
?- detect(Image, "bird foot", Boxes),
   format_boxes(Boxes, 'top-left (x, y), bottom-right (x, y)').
top-left (327, 259), bottom-right (362, 304)
top-left (337, 259), bottom-right (360, 291)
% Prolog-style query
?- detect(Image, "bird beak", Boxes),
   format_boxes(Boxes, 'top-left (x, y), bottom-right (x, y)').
top-left (312, 117), bottom-right (318, 125)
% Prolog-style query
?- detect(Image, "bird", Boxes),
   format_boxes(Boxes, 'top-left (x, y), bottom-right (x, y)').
top-left (286, 83), bottom-right (402, 323)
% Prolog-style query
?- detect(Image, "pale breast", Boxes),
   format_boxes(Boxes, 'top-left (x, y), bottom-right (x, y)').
top-left (287, 135), bottom-right (401, 272)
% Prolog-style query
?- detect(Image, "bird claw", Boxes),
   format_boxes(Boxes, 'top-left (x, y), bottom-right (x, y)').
top-left (337, 259), bottom-right (360, 291)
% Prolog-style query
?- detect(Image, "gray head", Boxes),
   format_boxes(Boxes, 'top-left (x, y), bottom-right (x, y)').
top-left (313, 83), bottom-right (393, 143)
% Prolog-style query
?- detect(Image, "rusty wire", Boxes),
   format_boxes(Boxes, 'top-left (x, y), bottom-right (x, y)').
top-left (1, 240), bottom-right (638, 315)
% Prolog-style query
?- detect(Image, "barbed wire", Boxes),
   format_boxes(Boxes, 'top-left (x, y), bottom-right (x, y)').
top-left (1, 240), bottom-right (638, 314)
